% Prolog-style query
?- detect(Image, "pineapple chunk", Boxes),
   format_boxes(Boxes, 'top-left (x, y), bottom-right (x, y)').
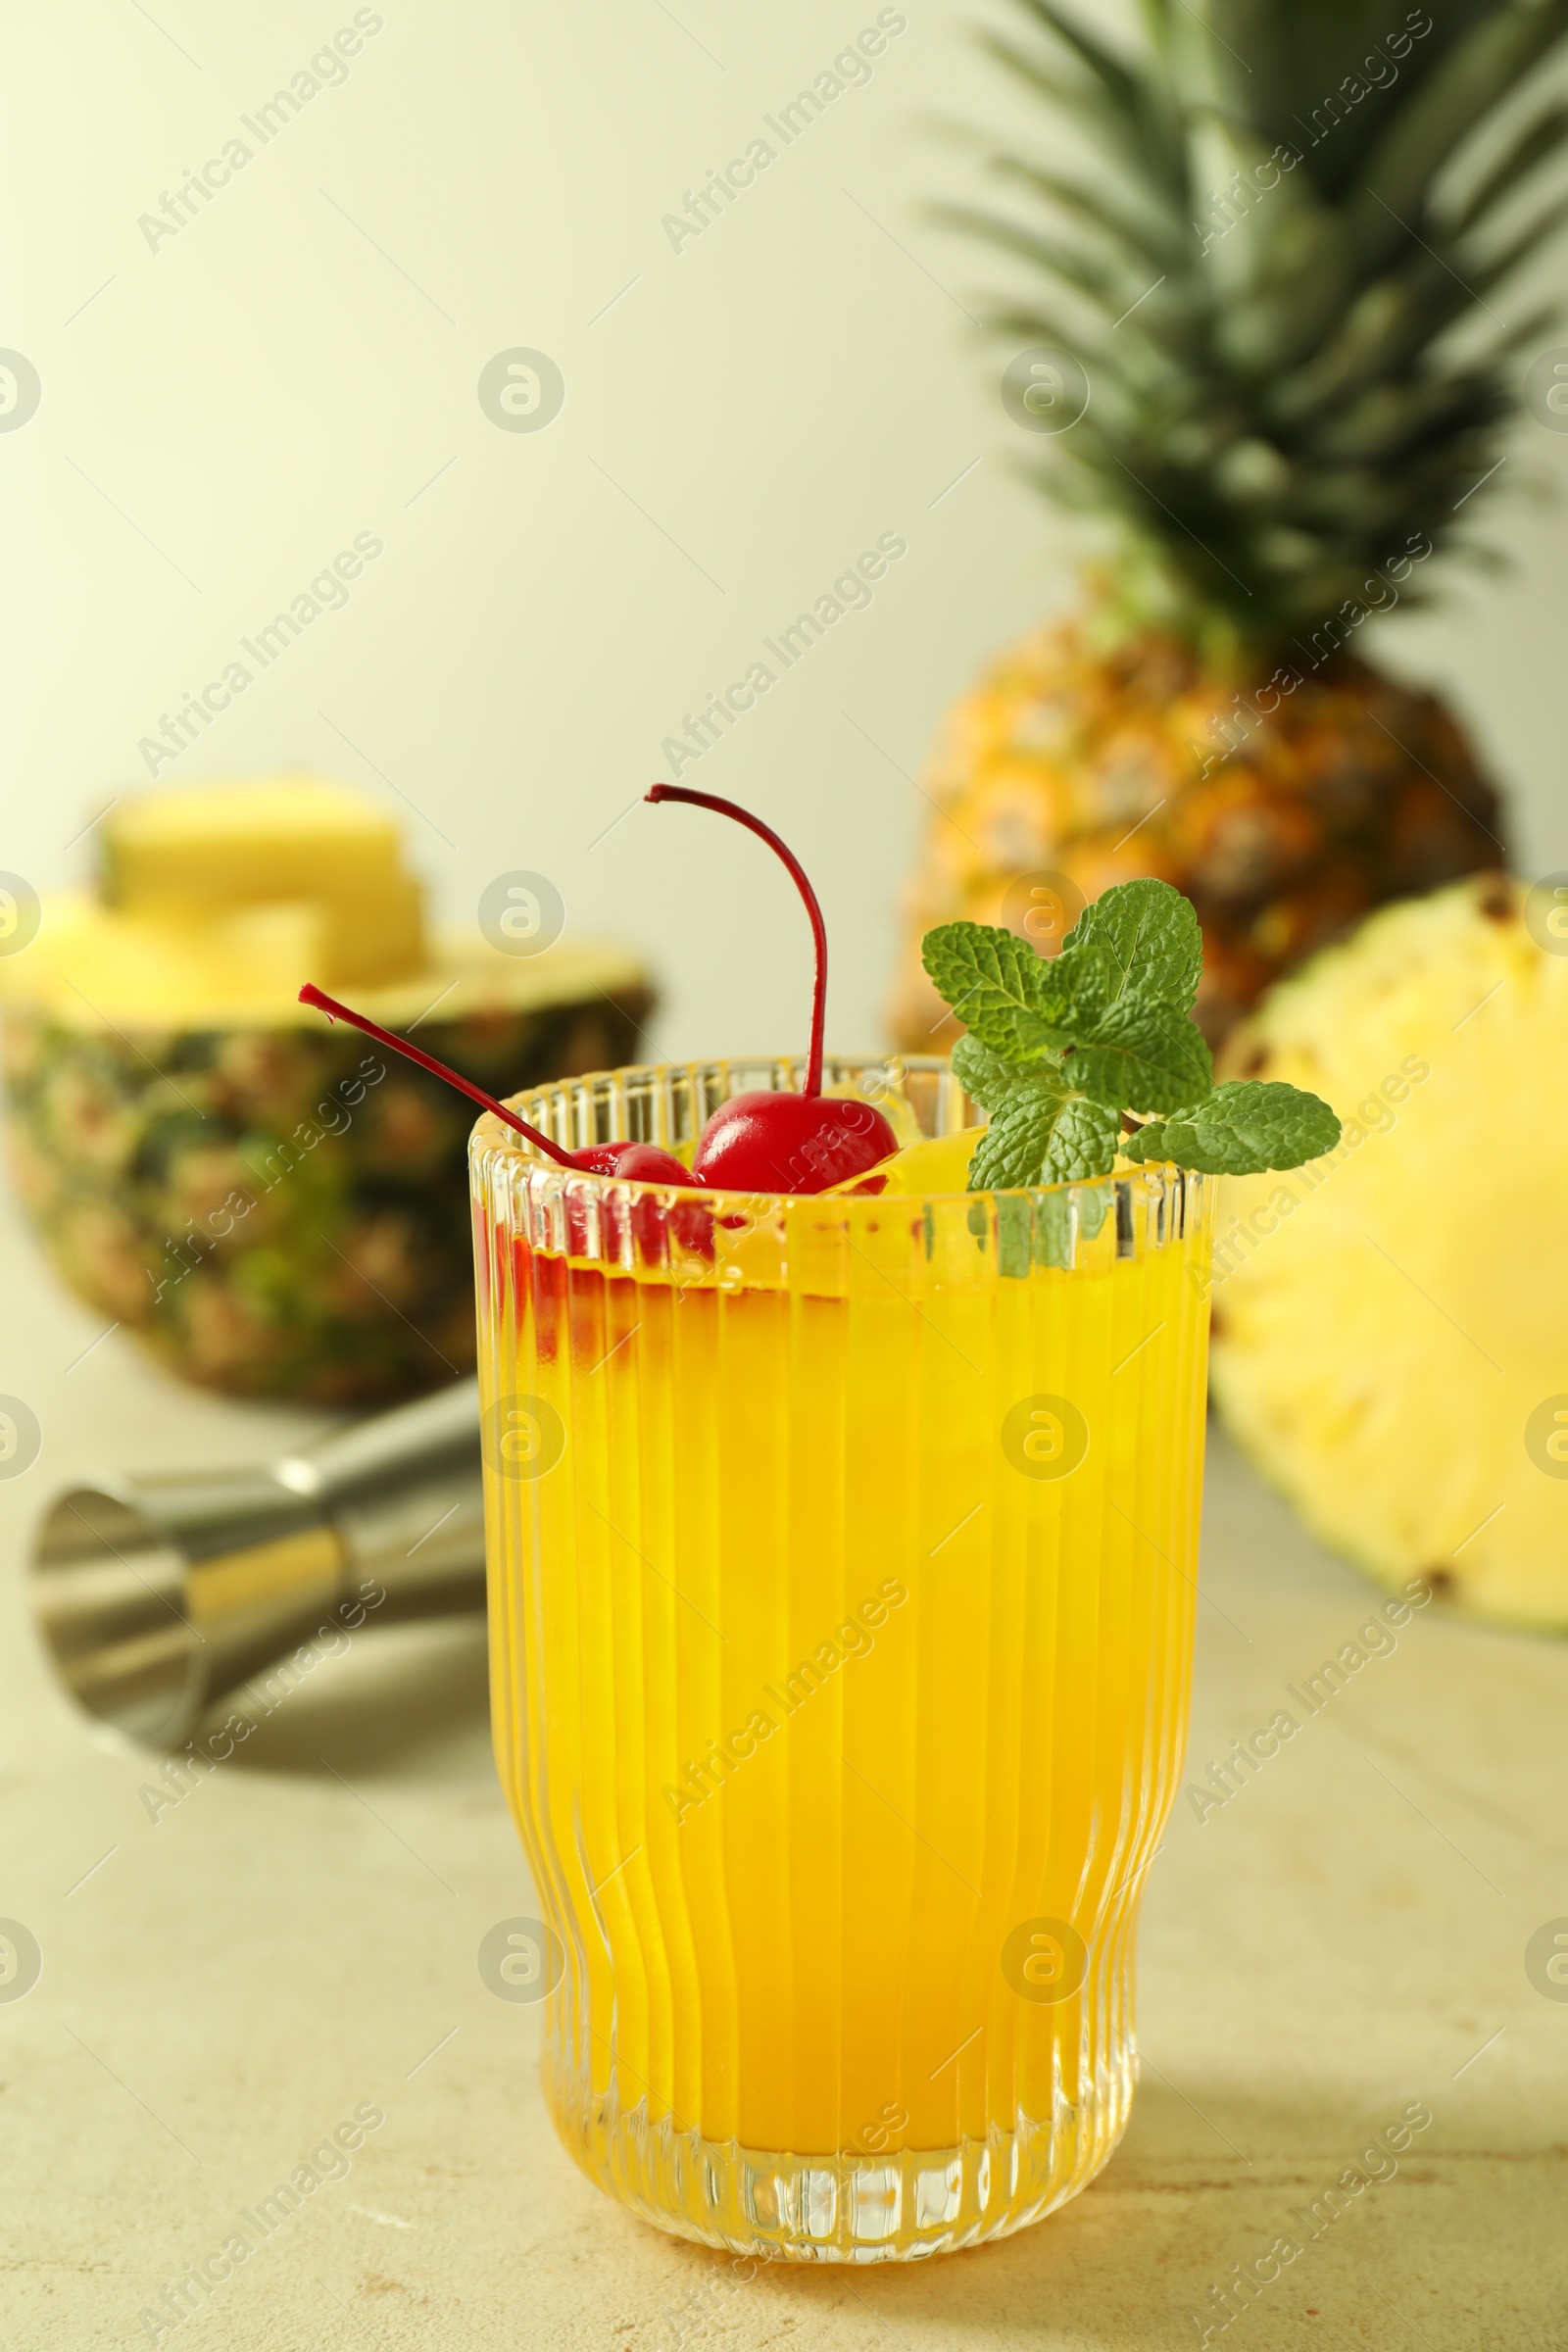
top-left (822, 1074), bottom-right (923, 1148)
top-left (850, 1125), bottom-right (987, 1196)
top-left (101, 777), bottom-right (425, 986)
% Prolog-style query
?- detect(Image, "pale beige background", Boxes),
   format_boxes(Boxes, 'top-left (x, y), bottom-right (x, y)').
top-left (3, 0), bottom-right (1567, 1064)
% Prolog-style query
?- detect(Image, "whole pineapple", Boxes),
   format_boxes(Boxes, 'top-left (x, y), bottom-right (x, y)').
top-left (892, 0), bottom-right (1566, 1049)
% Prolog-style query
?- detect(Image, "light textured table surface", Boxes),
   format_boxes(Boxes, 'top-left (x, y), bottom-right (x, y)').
top-left (2, 1173), bottom-right (1565, 2352)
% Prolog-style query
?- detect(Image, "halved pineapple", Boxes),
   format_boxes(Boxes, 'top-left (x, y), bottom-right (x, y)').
top-left (1209, 874), bottom-right (1568, 1631)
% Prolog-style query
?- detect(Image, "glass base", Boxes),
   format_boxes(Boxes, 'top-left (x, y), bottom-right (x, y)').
top-left (545, 2040), bottom-right (1138, 2263)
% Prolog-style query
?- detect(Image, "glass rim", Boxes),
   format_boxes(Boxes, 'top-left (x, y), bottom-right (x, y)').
top-left (470, 1051), bottom-right (1189, 1207)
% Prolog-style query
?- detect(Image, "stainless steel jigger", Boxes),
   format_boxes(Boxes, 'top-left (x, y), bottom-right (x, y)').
top-left (30, 1379), bottom-right (487, 1750)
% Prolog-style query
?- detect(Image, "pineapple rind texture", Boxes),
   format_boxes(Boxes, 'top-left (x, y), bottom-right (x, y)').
top-left (1207, 873), bottom-right (1568, 1633)
top-left (0, 993), bottom-right (649, 1405)
top-left (889, 610), bottom-right (1502, 1051)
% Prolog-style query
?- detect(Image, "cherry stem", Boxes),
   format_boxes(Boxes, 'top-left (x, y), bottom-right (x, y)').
top-left (297, 983), bottom-right (578, 1168)
top-left (646, 783), bottom-right (826, 1097)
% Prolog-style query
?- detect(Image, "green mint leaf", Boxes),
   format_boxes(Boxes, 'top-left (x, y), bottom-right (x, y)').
top-left (1031, 938), bottom-right (1112, 1025)
top-left (1061, 878), bottom-right (1202, 1012)
top-left (996, 1194), bottom-right (1034, 1278)
top-left (920, 922), bottom-right (1071, 1062)
top-left (1033, 1191), bottom-right (1074, 1270)
top-left (1060, 988), bottom-right (1214, 1114)
top-left (1121, 1080), bottom-right (1342, 1175)
top-left (1041, 1096), bottom-right (1124, 1182)
top-left (967, 1081), bottom-right (1121, 1191)
top-left (1075, 1182), bottom-right (1111, 1243)
top-left (952, 1032), bottom-right (1034, 1111)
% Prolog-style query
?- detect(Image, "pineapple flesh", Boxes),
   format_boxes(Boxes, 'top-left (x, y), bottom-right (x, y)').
top-left (1209, 875), bottom-right (1568, 1631)
top-left (100, 778), bottom-right (426, 989)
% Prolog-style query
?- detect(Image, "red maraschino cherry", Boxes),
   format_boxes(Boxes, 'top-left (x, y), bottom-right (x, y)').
top-left (567, 1140), bottom-right (695, 1182)
top-left (646, 785), bottom-right (898, 1195)
top-left (296, 984), bottom-right (692, 1184)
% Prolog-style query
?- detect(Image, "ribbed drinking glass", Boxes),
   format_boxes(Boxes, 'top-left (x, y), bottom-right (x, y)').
top-left (471, 1054), bottom-right (1214, 2261)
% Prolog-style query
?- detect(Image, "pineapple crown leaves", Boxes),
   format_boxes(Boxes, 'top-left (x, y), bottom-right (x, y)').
top-left (924, 878), bottom-right (1341, 1188)
top-left (940, 0), bottom-right (1568, 648)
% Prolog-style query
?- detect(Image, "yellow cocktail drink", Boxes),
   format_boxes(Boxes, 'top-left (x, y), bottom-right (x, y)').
top-left (473, 1054), bottom-right (1214, 2260)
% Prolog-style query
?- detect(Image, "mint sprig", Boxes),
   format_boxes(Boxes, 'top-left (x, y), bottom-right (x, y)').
top-left (923, 880), bottom-right (1340, 1189)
